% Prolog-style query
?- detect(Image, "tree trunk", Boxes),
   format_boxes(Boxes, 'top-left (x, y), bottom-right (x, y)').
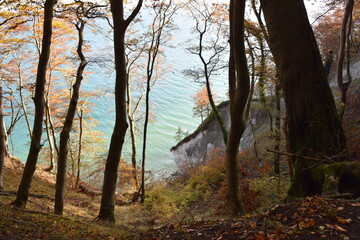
top-left (273, 79), bottom-right (281, 175)
top-left (0, 86), bottom-right (5, 191)
top-left (126, 72), bottom-right (139, 189)
top-left (43, 106), bottom-right (55, 172)
top-left (98, 0), bottom-right (142, 223)
top-left (12, 0), bottom-right (56, 208)
top-left (260, 0), bottom-right (346, 198)
top-left (336, 0), bottom-right (354, 122)
top-left (19, 73), bottom-right (32, 139)
top-left (140, 3), bottom-right (174, 202)
top-left (54, 21), bottom-right (87, 215)
top-left (2, 119), bottom-right (10, 158)
top-left (76, 109), bottom-right (83, 187)
top-left (226, 0), bottom-right (249, 216)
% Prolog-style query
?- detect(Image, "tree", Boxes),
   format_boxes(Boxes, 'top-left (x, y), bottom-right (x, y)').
top-left (186, 0), bottom-right (229, 145)
top-left (226, 0), bottom-right (250, 216)
top-left (336, 0), bottom-right (355, 122)
top-left (54, 2), bottom-right (92, 215)
top-left (12, 0), bottom-right (57, 208)
top-left (97, 0), bottom-right (143, 223)
top-left (140, 0), bottom-right (179, 202)
top-left (260, 0), bottom-right (346, 198)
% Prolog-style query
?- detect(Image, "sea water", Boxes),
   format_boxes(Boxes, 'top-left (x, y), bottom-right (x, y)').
top-left (6, 8), bottom-right (229, 174)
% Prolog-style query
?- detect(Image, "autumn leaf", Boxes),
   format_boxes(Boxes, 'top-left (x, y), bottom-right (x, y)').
top-left (249, 222), bottom-right (257, 229)
top-left (334, 225), bottom-right (347, 232)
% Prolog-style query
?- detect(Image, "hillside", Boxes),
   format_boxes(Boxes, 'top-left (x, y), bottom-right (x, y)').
top-left (1, 166), bottom-right (360, 239)
top-left (0, 71), bottom-right (359, 239)
top-left (0, 68), bottom-right (358, 240)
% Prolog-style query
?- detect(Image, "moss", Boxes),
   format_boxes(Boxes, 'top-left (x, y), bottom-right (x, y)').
top-left (310, 162), bottom-right (360, 197)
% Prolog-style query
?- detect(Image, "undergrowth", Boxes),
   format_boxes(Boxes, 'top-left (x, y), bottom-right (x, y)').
top-left (144, 148), bottom-right (290, 222)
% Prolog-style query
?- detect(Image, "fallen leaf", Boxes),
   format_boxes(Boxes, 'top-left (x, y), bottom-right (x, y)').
top-left (325, 224), bottom-right (334, 229)
top-left (293, 212), bottom-right (299, 219)
top-left (306, 220), bottom-right (316, 228)
top-left (249, 222), bottom-right (257, 229)
top-left (334, 225), bottom-right (346, 232)
top-left (337, 217), bottom-right (347, 224)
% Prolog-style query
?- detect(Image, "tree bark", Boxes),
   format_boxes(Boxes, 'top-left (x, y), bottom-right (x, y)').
top-left (0, 86), bottom-right (5, 191)
top-left (54, 21), bottom-right (87, 215)
top-left (226, 0), bottom-right (249, 216)
top-left (126, 73), bottom-right (139, 189)
top-left (12, 0), bottom-right (57, 208)
top-left (336, 0), bottom-right (354, 122)
top-left (260, 0), bottom-right (346, 198)
top-left (76, 109), bottom-right (83, 187)
top-left (98, 0), bottom-right (142, 223)
top-left (273, 79), bottom-right (281, 175)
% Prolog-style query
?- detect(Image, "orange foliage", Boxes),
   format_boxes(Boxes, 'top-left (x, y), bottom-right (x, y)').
top-left (314, 2), bottom-right (360, 56)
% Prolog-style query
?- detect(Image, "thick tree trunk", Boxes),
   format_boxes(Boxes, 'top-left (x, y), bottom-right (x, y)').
top-left (98, 0), bottom-right (142, 222)
top-left (226, 0), bottom-right (249, 216)
top-left (0, 86), bottom-right (5, 191)
top-left (12, 0), bottom-right (56, 208)
top-left (54, 21), bottom-right (87, 215)
top-left (260, 0), bottom-right (346, 198)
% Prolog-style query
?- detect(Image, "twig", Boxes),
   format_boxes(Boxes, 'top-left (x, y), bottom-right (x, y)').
top-left (266, 148), bottom-right (333, 163)
top-left (319, 152), bottom-right (336, 163)
top-left (0, 191), bottom-right (54, 201)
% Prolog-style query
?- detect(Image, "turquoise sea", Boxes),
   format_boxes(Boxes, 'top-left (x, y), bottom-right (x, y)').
top-left (6, 8), bottom-right (229, 173)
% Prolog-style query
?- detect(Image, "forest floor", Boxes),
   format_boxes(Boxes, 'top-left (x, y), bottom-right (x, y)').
top-left (141, 196), bottom-right (360, 240)
top-left (1, 170), bottom-right (360, 240)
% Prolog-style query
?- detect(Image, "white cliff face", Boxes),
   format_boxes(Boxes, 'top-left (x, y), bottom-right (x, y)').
top-left (171, 57), bottom-right (360, 170)
top-left (171, 101), bottom-right (274, 169)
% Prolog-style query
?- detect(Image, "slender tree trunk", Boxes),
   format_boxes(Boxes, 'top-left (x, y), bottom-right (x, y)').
top-left (12, 0), bottom-right (57, 208)
top-left (45, 98), bottom-right (59, 154)
top-left (140, 4), bottom-right (174, 202)
top-left (18, 70), bottom-right (32, 139)
top-left (260, 0), bottom-right (346, 198)
top-left (2, 119), bottom-right (9, 157)
top-left (205, 74), bottom-right (228, 145)
top-left (141, 75), bottom-right (150, 203)
top-left (196, 19), bottom-right (228, 145)
top-left (0, 86), bottom-right (5, 191)
top-left (98, 0), bottom-right (142, 222)
top-left (43, 107), bottom-right (55, 172)
top-left (337, 0), bottom-right (354, 122)
top-left (54, 21), bottom-right (87, 215)
top-left (76, 109), bottom-right (83, 187)
top-left (273, 79), bottom-right (281, 175)
top-left (226, 0), bottom-right (249, 216)
top-left (126, 73), bottom-right (138, 189)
